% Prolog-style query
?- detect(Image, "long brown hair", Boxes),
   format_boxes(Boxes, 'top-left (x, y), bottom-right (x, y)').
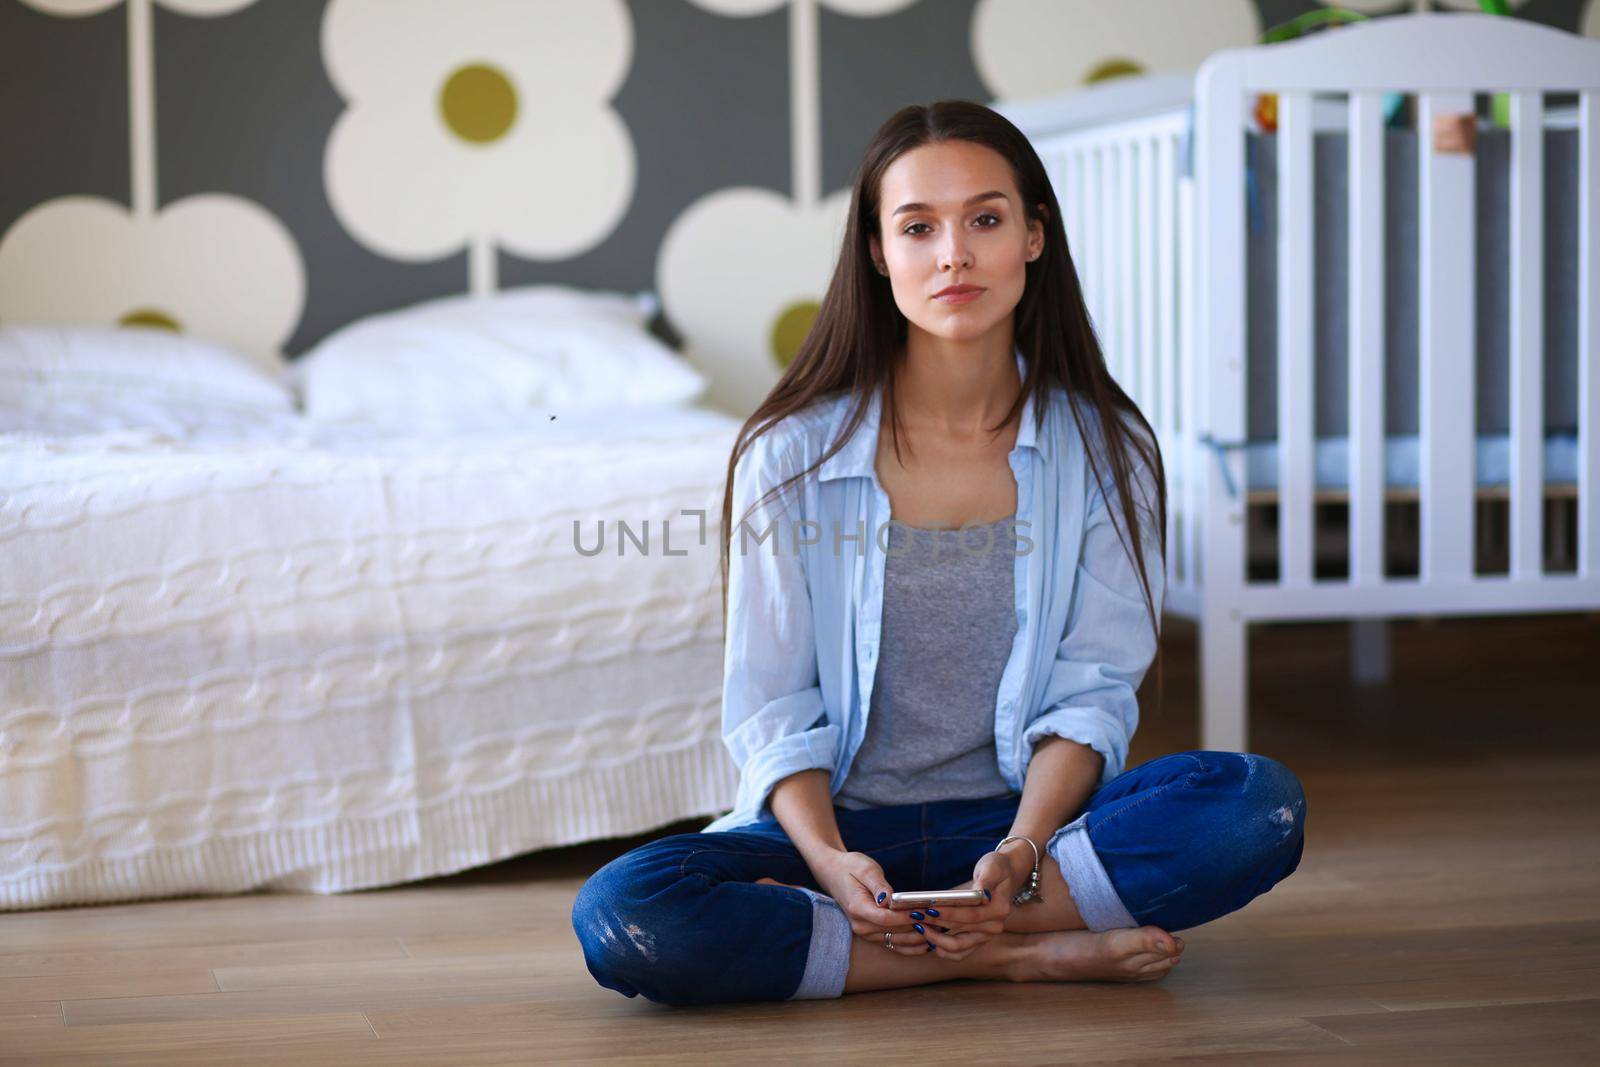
top-left (717, 99), bottom-right (1168, 717)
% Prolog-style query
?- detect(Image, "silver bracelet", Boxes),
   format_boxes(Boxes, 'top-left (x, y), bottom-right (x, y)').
top-left (994, 835), bottom-right (1043, 905)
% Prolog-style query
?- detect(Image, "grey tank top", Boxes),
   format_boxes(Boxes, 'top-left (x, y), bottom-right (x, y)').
top-left (835, 513), bottom-right (1021, 810)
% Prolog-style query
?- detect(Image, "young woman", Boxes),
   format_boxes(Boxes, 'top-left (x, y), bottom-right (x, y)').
top-left (571, 101), bottom-right (1305, 1006)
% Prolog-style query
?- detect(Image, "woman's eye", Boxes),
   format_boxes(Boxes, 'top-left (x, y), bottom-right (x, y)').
top-left (903, 214), bottom-right (1001, 236)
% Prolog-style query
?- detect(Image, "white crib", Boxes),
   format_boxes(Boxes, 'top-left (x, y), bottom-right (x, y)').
top-left (999, 14), bottom-right (1600, 750)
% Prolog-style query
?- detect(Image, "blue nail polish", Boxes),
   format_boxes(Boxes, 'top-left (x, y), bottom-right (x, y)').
top-left (925, 907), bottom-right (939, 917)
top-left (876, 891), bottom-right (886, 904)
top-left (983, 889), bottom-right (992, 901)
top-left (909, 911), bottom-right (924, 920)
top-left (913, 922), bottom-right (925, 934)
top-left (927, 944), bottom-right (935, 953)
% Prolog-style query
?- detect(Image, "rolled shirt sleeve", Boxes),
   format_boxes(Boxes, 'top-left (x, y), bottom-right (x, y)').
top-left (720, 427), bottom-right (839, 823)
top-left (1023, 450), bottom-right (1165, 789)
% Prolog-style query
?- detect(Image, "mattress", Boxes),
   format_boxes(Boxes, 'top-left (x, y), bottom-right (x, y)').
top-left (1218, 430), bottom-right (1581, 494)
top-left (0, 404), bottom-right (743, 910)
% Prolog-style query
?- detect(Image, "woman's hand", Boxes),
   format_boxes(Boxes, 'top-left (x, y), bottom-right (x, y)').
top-left (807, 848), bottom-right (1027, 960)
top-left (810, 850), bottom-right (914, 939)
top-left (916, 849), bottom-right (1022, 961)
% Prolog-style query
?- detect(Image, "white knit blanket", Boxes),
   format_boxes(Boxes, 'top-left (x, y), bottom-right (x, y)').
top-left (0, 405), bottom-right (741, 910)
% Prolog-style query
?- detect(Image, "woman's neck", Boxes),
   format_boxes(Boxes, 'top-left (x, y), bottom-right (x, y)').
top-left (892, 330), bottom-right (1021, 438)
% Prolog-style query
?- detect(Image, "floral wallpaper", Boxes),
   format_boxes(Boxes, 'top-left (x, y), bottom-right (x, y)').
top-left (0, 0), bottom-right (1593, 414)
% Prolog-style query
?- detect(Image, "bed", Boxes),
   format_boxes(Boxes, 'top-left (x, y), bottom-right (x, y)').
top-left (999, 13), bottom-right (1600, 749)
top-left (0, 399), bottom-right (743, 911)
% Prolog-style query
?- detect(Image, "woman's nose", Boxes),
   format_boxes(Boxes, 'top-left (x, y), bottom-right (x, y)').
top-left (939, 238), bottom-right (973, 271)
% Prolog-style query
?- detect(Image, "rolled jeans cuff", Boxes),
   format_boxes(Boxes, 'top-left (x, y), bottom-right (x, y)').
top-left (1047, 812), bottom-right (1138, 932)
top-left (787, 885), bottom-right (852, 1000)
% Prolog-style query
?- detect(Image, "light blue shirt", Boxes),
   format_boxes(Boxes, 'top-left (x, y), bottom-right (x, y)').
top-left (704, 347), bottom-right (1164, 833)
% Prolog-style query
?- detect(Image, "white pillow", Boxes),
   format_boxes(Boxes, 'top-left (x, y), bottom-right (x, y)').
top-left (0, 323), bottom-right (295, 413)
top-left (293, 285), bottom-right (707, 423)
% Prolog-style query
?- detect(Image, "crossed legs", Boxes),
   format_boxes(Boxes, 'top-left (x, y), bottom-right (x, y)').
top-left (572, 752), bottom-right (1303, 1004)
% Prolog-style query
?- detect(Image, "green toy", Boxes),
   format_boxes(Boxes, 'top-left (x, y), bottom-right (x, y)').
top-left (1478, 0), bottom-right (1513, 127)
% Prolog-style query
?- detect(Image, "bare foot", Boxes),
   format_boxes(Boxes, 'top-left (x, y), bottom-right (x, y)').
top-left (755, 877), bottom-right (1183, 984)
top-left (1008, 926), bottom-right (1185, 983)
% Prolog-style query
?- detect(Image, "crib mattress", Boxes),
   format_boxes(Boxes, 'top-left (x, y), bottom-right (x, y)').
top-left (1200, 431), bottom-right (1579, 494)
top-left (0, 405), bottom-right (742, 910)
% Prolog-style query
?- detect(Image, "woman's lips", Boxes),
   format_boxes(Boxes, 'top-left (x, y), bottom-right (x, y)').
top-left (934, 288), bottom-right (984, 305)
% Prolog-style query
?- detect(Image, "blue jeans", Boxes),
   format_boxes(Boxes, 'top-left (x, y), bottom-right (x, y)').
top-left (571, 750), bottom-right (1305, 1006)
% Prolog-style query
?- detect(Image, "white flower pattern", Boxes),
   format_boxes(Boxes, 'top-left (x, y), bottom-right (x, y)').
top-left (972, 0), bottom-right (1260, 100)
top-left (0, 195), bottom-right (305, 366)
top-left (321, 0), bottom-right (636, 292)
top-left (3, 0), bottom-right (302, 363)
top-left (688, 0), bottom-right (916, 16)
top-left (657, 187), bottom-right (853, 417)
top-left (20, 0), bottom-right (258, 16)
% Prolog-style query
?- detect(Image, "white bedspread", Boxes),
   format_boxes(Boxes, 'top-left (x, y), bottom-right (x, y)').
top-left (0, 404), bottom-right (744, 910)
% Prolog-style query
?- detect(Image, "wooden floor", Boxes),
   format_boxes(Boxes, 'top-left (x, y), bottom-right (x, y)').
top-left (3, 613), bottom-right (1599, 1064)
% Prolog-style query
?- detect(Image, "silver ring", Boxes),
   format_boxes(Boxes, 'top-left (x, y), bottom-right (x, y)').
top-left (884, 931), bottom-right (893, 950)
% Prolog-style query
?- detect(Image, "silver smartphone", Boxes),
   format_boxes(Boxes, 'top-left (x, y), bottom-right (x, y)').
top-left (886, 888), bottom-right (987, 909)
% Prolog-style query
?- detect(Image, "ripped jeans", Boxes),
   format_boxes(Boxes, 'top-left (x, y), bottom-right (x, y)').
top-left (570, 750), bottom-right (1306, 1006)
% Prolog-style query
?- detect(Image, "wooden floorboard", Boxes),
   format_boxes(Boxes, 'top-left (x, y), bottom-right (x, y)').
top-left (2, 612), bottom-right (1597, 1064)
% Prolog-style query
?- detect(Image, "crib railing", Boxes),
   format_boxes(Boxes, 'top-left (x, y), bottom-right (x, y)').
top-left (1194, 12), bottom-right (1599, 619)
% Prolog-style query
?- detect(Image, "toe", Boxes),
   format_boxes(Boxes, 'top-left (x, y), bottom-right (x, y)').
top-left (1140, 925), bottom-right (1177, 955)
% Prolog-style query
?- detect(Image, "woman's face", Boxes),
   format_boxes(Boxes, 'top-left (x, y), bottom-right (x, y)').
top-left (869, 140), bottom-right (1045, 347)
